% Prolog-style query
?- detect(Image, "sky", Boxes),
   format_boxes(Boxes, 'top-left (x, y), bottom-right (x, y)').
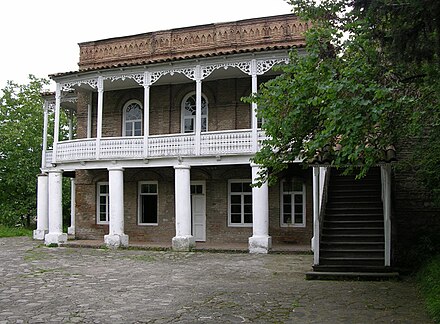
top-left (0, 0), bottom-right (292, 91)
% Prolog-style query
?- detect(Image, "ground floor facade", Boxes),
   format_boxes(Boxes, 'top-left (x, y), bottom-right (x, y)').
top-left (35, 163), bottom-right (313, 253)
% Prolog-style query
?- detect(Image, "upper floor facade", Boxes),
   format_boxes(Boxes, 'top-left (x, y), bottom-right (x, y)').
top-left (43, 14), bottom-right (308, 171)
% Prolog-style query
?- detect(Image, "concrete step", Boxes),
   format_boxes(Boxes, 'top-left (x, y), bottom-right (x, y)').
top-left (320, 249), bottom-right (384, 258)
top-left (321, 234), bottom-right (384, 243)
top-left (319, 256), bottom-right (384, 266)
top-left (306, 271), bottom-right (399, 281)
top-left (312, 264), bottom-right (392, 273)
top-left (324, 214), bottom-right (384, 221)
top-left (322, 227), bottom-right (384, 235)
top-left (323, 220), bottom-right (384, 228)
top-left (320, 241), bottom-right (385, 250)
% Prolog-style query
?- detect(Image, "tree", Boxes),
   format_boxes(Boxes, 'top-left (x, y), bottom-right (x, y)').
top-left (246, 0), bottom-right (440, 204)
top-left (0, 76), bottom-right (49, 227)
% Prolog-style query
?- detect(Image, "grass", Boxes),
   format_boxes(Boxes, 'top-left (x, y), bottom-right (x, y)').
top-left (0, 225), bottom-right (33, 238)
top-left (418, 255), bottom-right (440, 323)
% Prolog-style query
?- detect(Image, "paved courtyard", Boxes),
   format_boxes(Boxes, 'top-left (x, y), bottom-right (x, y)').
top-left (0, 237), bottom-right (433, 323)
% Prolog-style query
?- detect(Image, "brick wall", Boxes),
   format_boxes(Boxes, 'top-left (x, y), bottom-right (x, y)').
top-left (392, 140), bottom-right (440, 266)
top-left (76, 78), bottom-right (253, 137)
top-left (74, 165), bottom-right (313, 245)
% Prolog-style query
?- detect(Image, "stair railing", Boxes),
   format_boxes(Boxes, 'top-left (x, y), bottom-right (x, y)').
top-left (380, 164), bottom-right (392, 267)
top-left (312, 166), bottom-right (331, 266)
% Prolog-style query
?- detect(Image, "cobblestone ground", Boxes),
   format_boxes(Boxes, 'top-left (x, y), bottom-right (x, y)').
top-left (0, 237), bottom-right (433, 324)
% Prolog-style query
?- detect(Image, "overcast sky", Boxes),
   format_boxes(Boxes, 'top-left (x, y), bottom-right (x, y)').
top-left (0, 0), bottom-right (292, 91)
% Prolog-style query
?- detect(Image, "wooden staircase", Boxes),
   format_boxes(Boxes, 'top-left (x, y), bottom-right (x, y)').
top-left (307, 167), bottom-right (398, 280)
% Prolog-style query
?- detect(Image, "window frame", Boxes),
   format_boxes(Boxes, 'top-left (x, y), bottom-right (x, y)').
top-left (181, 92), bottom-right (208, 133)
top-left (122, 99), bottom-right (143, 137)
top-left (138, 181), bottom-right (159, 226)
top-left (280, 179), bottom-right (306, 228)
top-left (228, 179), bottom-right (253, 227)
top-left (96, 182), bottom-right (109, 225)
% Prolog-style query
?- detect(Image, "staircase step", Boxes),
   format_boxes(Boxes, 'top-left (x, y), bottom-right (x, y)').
top-left (324, 214), bottom-right (384, 221)
top-left (322, 227), bottom-right (384, 235)
top-left (319, 257), bottom-right (384, 266)
top-left (323, 220), bottom-right (384, 228)
top-left (326, 207), bottom-right (383, 214)
top-left (321, 234), bottom-right (384, 243)
top-left (320, 242), bottom-right (385, 250)
top-left (320, 249), bottom-right (384, 258)
top-left (312, 264), bottom-right (391, 273)
top-left (327, 202), bottom-right (383, 208)
top-left (306, 271), bottom-right (399, 281)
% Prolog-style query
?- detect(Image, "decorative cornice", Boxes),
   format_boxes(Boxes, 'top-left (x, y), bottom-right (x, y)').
top-left (78, 14), bottom-right (307, 71)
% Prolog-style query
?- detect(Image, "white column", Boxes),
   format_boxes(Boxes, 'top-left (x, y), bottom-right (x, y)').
top-left (251, 59), bottom-right (258, 153)
top-left (52, 84), bottom-right (61, 163)
top-left (45, 170), bottom-right (67, 245)
top-left (68, 109), bottom-right (73, 140)
top-left (67, 178), bottom-right (76, 236)
top-left (249, 164), bottom-right (271, 253)
top-left (87, 93), bottom-right (92, 138)
top-left (96, 76), bottom-right (104, 159)
top-left (381, 164), bottom-right (392, 267)
top-left (33, 173), bottom-right (49, 240)
top-left (41, 100), bottom-right (49, 168)
top-left (312, 167), bottom-right (320, 265)
top-left (104, 167), bottom-right (128, 248)
top-left (172, 165), bottom-right (195, 251)
top-left (143, 72), bottom-right (151, 157)
top-left (195, 65), bottom-right (202, 156)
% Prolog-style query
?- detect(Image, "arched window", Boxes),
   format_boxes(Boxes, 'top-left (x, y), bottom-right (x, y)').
top-left (123, 100), bottom-right (142, 136)
top-left (181, 92), bottom-right (208, 133)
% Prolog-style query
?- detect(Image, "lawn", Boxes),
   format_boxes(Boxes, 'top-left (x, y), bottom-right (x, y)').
top-left (0, 225), bottom-right (33, 238)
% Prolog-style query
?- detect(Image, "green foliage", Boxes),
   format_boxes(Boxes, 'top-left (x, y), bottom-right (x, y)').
top-left (418, 255), bottom-right (440, 322)
top-left (0, 76), bottom-right (49, 227)
top-left (0, 225), bottom-right (33, 237)
top-left (244, 0), bottom-right (440, 200)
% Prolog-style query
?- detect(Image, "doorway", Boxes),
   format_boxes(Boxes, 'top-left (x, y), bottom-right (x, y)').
top-left (191, 181), bottom-right (206, 242)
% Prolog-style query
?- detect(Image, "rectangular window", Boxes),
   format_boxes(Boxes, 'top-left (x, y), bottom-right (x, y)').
top-left (97, 182), bottom-right (109, 224)
top-left (228, 180), bottom-right (252, 227)
top-left (281, 180), bottom-right (306, 227)
top-left (138, 182), bottom-right (158, 225)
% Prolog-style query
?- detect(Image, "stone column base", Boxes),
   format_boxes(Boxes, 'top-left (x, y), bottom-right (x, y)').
top-left (67, 226), bottom-right (75, 236)
top-left (44, 233), bottom-right (68, 246)
top-left (172, 235), bottom-right (195, 251)
top-left (104, 234), bottom-right (129, 248)
top-left (249, 235), bottom-right (272, 254)
top-left (33, 229), bottom-right (48, 240)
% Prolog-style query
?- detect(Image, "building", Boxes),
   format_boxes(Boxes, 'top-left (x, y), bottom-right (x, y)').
top-left (34, 14), bottom-right (412, 275)
top-left (34, 14), bottom-right (315, 254)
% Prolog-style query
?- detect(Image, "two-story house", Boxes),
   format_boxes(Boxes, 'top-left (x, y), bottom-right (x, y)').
top-left (34, 14), bottom-right (402, 276)
top-left (34, 14), bottom-right (315, 254)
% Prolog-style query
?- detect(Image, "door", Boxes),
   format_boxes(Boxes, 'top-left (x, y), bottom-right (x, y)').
top-left (191, 182), bottom-right (206, 242)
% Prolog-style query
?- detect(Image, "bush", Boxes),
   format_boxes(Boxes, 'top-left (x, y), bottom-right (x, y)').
top-left (418, 255), bottom-right (440, 323)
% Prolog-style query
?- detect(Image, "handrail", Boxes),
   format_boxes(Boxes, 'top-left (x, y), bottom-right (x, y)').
top-left (49, 130), bottom-right (257, 164)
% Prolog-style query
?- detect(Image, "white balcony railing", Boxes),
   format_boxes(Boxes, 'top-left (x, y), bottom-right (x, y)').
top-left (46, 129), bottom-right (263, 167)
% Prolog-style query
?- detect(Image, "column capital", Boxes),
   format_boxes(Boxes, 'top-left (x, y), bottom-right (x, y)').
top-left (174, 165), bottom-right (191, 170)
top-left (47, 169), bottom-right (63, 175)
top-left (107, 166), bottom-right (125, 172)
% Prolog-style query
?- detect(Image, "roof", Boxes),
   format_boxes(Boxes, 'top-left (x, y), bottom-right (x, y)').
top-left (50, 14), bottom-right (308, 79)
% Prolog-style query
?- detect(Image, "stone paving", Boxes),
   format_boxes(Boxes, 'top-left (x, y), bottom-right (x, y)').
top-left (0, 237), bottom-right (433, 324)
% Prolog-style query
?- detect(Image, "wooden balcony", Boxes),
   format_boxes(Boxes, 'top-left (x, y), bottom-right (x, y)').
top-left (45, 129), bottom-right (267, 167)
